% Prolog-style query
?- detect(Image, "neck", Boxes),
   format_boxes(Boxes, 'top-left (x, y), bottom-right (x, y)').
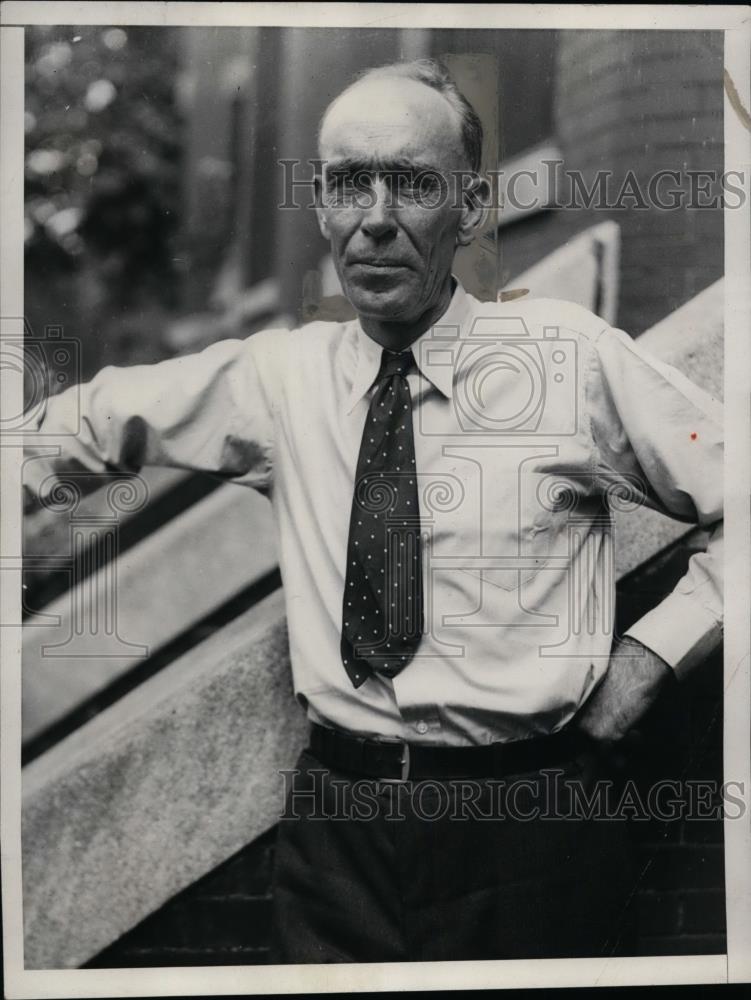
top-left (359, 275), bottom-right (455, 352)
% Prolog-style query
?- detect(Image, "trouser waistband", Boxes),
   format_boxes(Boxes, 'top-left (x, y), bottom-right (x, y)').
top-left (308, 721), bottom-right (593, 781)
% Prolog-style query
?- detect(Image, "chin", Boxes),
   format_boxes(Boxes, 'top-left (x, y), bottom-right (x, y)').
top-left (345, 283), bottom-right (414, 321)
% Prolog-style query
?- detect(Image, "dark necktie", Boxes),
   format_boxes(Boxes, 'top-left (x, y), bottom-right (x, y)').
top-left (341, 349), bottom-right (424, 688)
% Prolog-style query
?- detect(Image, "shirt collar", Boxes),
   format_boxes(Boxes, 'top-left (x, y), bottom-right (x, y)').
top-left (345, 278), bottom-right (471, 414)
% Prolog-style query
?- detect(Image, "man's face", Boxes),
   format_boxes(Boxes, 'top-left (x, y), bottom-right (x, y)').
top-left (317, 78), bottom-right (472, 325)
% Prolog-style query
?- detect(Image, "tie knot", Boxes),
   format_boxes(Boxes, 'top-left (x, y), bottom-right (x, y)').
top-left (379, 349), bottom-right (415, 381)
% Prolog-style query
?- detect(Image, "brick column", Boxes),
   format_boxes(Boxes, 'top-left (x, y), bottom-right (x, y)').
top-left (554, 30), bottom-right (724, 334)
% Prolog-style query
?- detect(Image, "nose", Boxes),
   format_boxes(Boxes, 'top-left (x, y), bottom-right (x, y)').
top-left (359, 177), bottom-right (397, 239)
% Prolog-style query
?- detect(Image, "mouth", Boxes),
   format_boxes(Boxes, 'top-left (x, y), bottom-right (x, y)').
top-left (348, 261), bottom-right (410, 272)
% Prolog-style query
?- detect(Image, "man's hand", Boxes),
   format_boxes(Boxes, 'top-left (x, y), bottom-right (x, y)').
top-left (574, 636), bottom-right (675, 745)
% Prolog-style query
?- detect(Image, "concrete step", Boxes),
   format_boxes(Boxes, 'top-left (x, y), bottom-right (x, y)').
top-left (504, 219), bottom-right (621, 325)
top-left (22, 589), bottom-right (307, 970)
top-left (22, 483), bottom-right (277, 743)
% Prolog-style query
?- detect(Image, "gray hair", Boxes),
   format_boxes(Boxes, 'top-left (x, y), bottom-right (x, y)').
top-left (321, 59), bottom-right (484, 173)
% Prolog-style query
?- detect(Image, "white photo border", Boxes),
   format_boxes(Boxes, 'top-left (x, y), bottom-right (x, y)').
top-left (2, 3), bottom-right (749, 996)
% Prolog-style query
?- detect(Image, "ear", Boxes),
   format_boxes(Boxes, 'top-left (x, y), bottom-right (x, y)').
top-left (314, 174), bottom-right (331, 240)
top-left (456, 174), bottom-right (491, 247)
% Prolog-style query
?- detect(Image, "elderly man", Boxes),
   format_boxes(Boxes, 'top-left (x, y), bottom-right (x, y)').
top-left (26, 60), bottom-right (723, 963)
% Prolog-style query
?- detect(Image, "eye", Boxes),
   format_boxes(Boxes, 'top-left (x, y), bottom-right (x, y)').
top-left (325, 170), bottom-right (374, 205)
top-left (416, 171), bottom-right (446, 205)
top-left (326, 173), bottom-right (353, 194)
top-left (392, 170), bottom-right (420, 196)
top-left (391, 170), bottom-right (445, 206)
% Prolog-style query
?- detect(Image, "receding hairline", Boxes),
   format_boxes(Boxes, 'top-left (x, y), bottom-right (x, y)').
top-left (318, 74), bottom-right (469, 164)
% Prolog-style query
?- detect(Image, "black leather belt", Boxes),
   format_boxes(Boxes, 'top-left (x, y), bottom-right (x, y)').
top-left (309, 721), bottom-right (591, 782)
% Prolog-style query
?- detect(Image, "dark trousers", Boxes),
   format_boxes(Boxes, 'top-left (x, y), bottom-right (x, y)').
top-left (269, 743), bottom-right (638, 963)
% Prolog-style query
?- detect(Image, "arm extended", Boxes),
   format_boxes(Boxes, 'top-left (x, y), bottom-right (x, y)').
top-left (23, 328), bottom-right (289, 506)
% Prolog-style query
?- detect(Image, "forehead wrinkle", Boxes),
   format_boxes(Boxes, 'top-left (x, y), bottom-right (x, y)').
top-left (323, 155), bottom-right (444, 175)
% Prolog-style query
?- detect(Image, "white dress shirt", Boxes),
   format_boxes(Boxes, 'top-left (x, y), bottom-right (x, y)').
top-left (27, 281), bottom-right (723, 746)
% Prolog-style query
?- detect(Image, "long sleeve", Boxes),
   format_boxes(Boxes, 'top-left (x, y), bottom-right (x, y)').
top-left (24, 327), bottom-right (291, 502)
top-left (586, 324), bottom-right (723, 681)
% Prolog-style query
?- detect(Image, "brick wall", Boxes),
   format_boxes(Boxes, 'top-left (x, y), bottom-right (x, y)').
top-left (87, 829), bottom-right (277, 967)
top-left (615, 535), bottom-right (725, 956)
top-left (502, 29), bottom-right (724, 336)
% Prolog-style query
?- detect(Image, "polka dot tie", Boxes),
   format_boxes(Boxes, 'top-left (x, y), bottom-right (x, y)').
top-left (340, 349), bottom-right (424, 688)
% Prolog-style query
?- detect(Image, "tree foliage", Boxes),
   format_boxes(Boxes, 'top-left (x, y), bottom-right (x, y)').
top-left (25, 25), bottom-right (183, 307)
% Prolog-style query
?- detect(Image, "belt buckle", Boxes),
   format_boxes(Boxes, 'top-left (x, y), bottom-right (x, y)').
top-left (378, 739), bottom-right (411, 783)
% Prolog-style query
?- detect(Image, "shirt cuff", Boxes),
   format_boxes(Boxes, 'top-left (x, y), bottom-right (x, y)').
top-left (623, 590), bottom-right (723, 682)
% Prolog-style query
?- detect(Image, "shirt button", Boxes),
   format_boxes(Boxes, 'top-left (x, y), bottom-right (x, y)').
top-left (415, 721), bottom-right (428, 735)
